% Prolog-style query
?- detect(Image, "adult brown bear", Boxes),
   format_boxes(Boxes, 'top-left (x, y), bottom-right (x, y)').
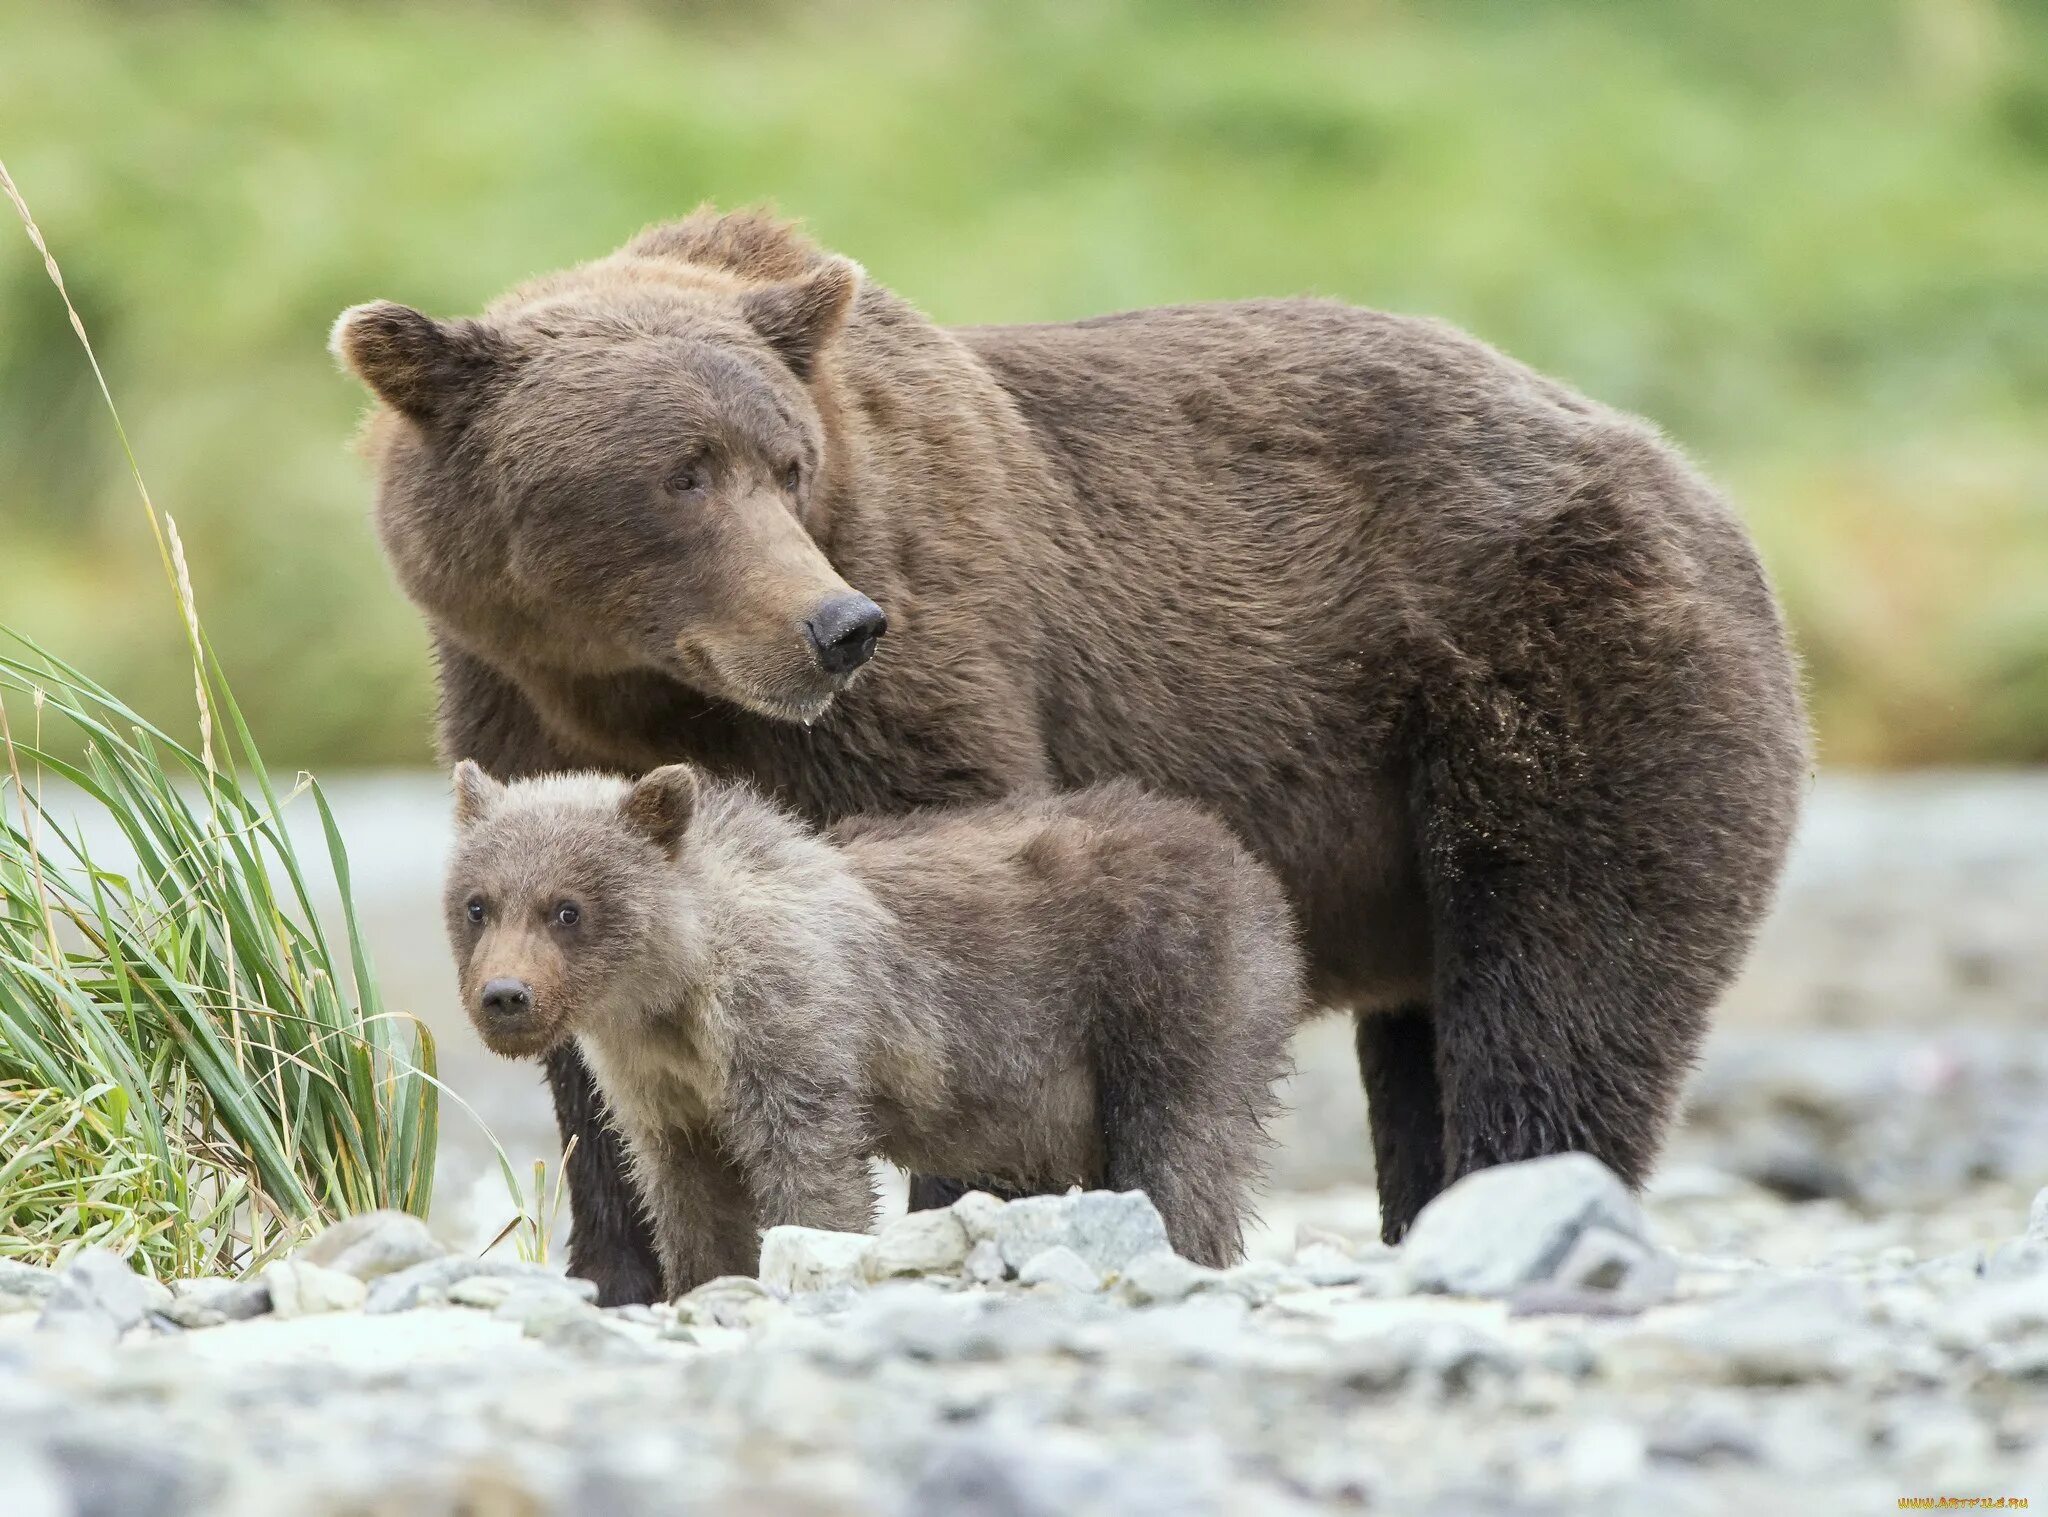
top-left (334, 208), bottom-right (1807, 1306)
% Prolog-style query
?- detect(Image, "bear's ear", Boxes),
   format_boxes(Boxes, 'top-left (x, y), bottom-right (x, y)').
top-left (620, 764), bottom-right (700, 859)
top-left (451, 760), bottom-right (506, 828)
top-left (330, 301), bottom-right (508, 423)
top-left (739, 258), bottom-right (861, 382)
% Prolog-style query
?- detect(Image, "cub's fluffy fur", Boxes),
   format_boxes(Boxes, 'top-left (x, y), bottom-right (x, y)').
top-left (444, 764), bottom-right (1302, 1290)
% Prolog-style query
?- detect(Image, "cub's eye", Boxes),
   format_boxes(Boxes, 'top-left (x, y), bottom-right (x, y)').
top-left (465, 899), bottom-right (485, 925)
top-left (782, 461), bottom-right (802, 493)
top-left (665, 454), bottom-right (709, 497)
top-left (553, 902), bottom-right (582, 929)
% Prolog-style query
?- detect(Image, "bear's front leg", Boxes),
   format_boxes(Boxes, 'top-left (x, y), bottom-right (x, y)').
top-left (721, 1067), bottom-right (876, 1236)
top-left (627, 1126), bottom-right (761, 1296)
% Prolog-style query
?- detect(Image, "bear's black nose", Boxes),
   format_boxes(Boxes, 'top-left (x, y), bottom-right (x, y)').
top-left (479, 978), bottom-right (533, 1019)
top-left (806, 593), bottom-right (888, 676)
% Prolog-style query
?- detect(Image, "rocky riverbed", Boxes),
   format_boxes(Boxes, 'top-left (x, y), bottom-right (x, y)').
top-left (5, 773), bottom-right (2043, 1514)
top-left (4, 1159), bottom-right (2046, 1517)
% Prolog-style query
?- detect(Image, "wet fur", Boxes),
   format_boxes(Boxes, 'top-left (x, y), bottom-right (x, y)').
top-left (446, 773), bottom-right (1302, 1289)
top-left (343, 207), bottom-right (1810, 1304)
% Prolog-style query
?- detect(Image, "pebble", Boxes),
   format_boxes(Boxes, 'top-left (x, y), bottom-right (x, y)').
top-left (1018, 1245), bottom-right (1103, 1293)
top-left (1117, 1250), bottom-right (1219, 1306)
top-left (0, 1259), bottom-right (57, 1309)
top-left (260, 1259), bottom-right (368, 1318)
top-left (168, 1278), bottom-right (272, 1324)
top-left (949, 1190), bottom-right (1009, 1244)
top-left (1399, 1154), bottom-right (1658, 1297)
top-left (294, 1210), bottom-right (446, 1281)
top-left (758, 1226), bottom-right (874, 1293)
top-left (963, 1238), bottom-right (1007, 1285)
top-left (518, 1299), bottom-right (653, 1360)
top-left (864, 1208), bottom-right (972, 1281)
top-left (362, 1255), bottom-right (592, 1314)
top-left (994, 1191), bottom-right (1171, 1276)
top-left (36, 1250), bottom-right (171, 1341)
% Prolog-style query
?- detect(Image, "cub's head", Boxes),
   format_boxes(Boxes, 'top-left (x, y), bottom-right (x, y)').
top-left (443, 761), bottom-right (700, 1058)
top-left (335, 210), bottom-right (885, 723)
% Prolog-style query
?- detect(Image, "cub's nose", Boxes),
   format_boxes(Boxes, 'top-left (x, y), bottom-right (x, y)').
top-left (479, 978), bottom-right (533, 1020)
top-left (805, 593), bottom-right (888, 677)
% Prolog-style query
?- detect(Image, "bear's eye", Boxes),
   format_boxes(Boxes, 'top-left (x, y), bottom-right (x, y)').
top-left (466, 898), bottom-right (485, 925)
top-left (665, 454), bottom-right (709, 498)
top-left (782, 461), bottom-right (802, 494)
top-left (553, 901), bottom-right (582, 929)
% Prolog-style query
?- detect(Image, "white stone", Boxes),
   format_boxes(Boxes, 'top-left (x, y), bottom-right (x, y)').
top-left (261, 1259), bottom-right (367, 1318)
top-left (758, 1226), bottom-right (874, 1293)
top-left (994, 1191), bottom-right (1171, 1276)
top-left (949, 1190), bottom-right (1009, 1243)
top-left (963, 1239), bottom-right (1008, 1285)
top-left (1118, 1249), bottom-right (1218, 1305)
top-left (1017, 1246), bottom-right (1103, 1293)
top-left (1399, 1154), bottom-right (1656, 1296)
top-left (864, 1208), bottom-right (972, 1281)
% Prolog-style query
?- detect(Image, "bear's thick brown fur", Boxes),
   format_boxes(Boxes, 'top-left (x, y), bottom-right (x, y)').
top-left (336, 207), bottom-right (1809, 1306)
top-left (444, 766), bottom-right (1301, 1284)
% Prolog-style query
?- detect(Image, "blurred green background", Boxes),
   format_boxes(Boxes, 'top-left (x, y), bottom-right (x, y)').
top-left (2, 0), bottom-right (2044, 768)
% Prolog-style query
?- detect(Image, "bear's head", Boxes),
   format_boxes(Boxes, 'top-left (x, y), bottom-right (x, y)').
top-left (443, 760), bottom-right (700, 1058)
top-left (334, 212), bottom-right (885, 724)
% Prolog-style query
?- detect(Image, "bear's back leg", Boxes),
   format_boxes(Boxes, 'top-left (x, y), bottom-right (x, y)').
top-left (1354, 1004), bottom-right (1446, 1243)
top-left (1401, 552), bottom-right (1804, 1207)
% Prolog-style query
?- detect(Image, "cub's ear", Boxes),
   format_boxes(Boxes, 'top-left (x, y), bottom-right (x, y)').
top-left (329, 301), bottom-right (509, 423)
top-left (620, 764), bottom-right (700, 858)
top-left (451, 760), bottom-right (505, 828)
top-left (740, 257), bottom-right (861, 382)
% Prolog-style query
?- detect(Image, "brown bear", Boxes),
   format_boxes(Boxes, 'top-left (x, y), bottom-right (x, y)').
top-left (333, 206), bottom-right (1808, 1306)
top-left (443, 763), bottom-right (1301, 1284)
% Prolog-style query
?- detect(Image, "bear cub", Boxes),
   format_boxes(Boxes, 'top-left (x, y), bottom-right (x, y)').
top-left (443, 762), bottom-right (1303, 1293)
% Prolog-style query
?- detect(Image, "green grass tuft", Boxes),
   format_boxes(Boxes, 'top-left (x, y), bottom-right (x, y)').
top-left (0, 154), bottom-right (437, 1278)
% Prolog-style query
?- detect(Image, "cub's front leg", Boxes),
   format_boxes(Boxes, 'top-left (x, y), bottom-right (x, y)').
top-left (720, 1065), bottom-right (876, 1236)
top-left (627, 1125), bottom-right (760, 1296)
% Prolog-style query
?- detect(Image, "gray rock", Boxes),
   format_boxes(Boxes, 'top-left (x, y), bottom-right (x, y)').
top-left (1510, 1225), bottom-right (1678, 1315)
top-left (1117, 1249), bottom-right (1219, 1306)
top-left (362, 1254), bottom-right (593, 1314)
top-left (1018, 1245), bottom-right (1102, 1292)
top-left (169, 1277), bottom-right (272, 1323)
top-left (1399, 1154), bottom-right (1655, 1296)
top-left (0, 1259), bottom-right (57, 1307)
top-left (260, 1258), bottom-right (367, 1317)
top-left (1334, 1320), bottom-right (1523, 1397)
top-left (758, 1226), bottom-right (873, 1293)
top-left (294, 1209), bottom-right (446, 1281)
top-left (864, 1208), bottom-right (972, 1281)
top-left (518, 1298), bottom-right (654, 1360)
top-left (994, 1191), bottom-right (1172, 1277)
top-left (37, 1250), bottom-right (169, 1340)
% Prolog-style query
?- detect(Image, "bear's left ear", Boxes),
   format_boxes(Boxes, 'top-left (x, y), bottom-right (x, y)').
top-left (620, 764), bottom-right (700, 859)
top-left (330, 301), bottom-right (510, 425)
top-left (452, 760), bottom-right (506, 828)
top-left (740, 258), bottom-right (861, 382)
